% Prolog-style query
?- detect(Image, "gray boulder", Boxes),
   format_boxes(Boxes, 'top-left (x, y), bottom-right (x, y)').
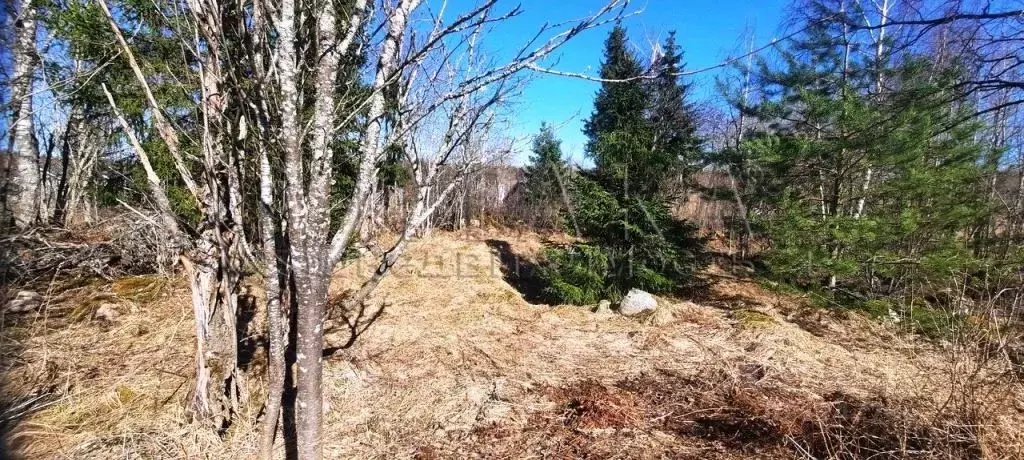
top-left (618, 289), bottom-right (657, 316)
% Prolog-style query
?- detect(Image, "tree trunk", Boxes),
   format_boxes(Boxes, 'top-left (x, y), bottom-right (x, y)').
top-left (9, 0), bottom-right (40, 227)
top-left (731, 44), bottom-right (754, 259)
top-left (65, 122), bottom-right (101, 225)
top-left (276, 0), bottom-right (344, 454)
top-left (247, 0), bottom-right (287, 455)
top-left (100, 0), bottom-right (243, 427)
top-left (182, 229), bottom-right (241, 429)
top-left (52, 109), bottom-right (79, 226)
top-left (38, 132), bottom-right (56, 223)
top-left (726, 169), bottom-right (752, 259)
top-left (258, 148), bottom-right (287, 457)
top-left (854, 0), bottom-right (889, 221)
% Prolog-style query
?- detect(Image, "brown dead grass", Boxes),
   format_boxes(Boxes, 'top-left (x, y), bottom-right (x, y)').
top-left (2, 230), bottom-right (1022, 459)
top-left (444, 367), bottom-right (991, 459)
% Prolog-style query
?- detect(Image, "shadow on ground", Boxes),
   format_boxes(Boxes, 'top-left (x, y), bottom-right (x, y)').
top-left (323, 298), bottom-right (386, 356)
top-left (485, 239), bottom-right (547, 304)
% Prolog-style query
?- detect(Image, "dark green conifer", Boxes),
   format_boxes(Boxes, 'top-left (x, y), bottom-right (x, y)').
top-left (647, 31), bottom-right (701, 185)
top-left (522, 123), bottom-right (570, 229)
top-left (539, 25), bottom-right (706, 304)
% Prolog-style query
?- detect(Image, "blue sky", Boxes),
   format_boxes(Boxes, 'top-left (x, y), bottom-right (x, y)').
top-left (444, 0), bottom-right (792, 164)
top-left (3, 1), bottom-right (793, 161)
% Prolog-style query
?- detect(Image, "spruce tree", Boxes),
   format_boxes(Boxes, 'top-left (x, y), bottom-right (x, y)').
top-left (582, 24), bottom-right (656, 198)
top-left (539, 24), bottom-right (706, 305)
top-left (522, 123), bottom-right (569, 229)
top-left (737, 1), bottom-right (877, 288)
top-left (647, 31), bottom-right (701, 186)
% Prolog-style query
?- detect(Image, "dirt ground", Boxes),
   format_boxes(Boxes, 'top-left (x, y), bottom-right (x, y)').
top-left (2, 230), bottom-right (1022, 459)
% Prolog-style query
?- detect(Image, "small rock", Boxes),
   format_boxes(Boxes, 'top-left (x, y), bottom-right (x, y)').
top-left (4, 291), bottom-right (43, 314)
top-left (335, 360), bottom-right (374, 388)
top-left (339, 365), bottom-right (360, 382)
top-left (94, 303), bottom-right (121, 321)
top-left (886, 308), bottom-right (901, 324)
top-left (618, 289), bottom-right (657, 316)
top-left (491, 377), bottom-right (512, 401)
top-left (594, 299), bottom-right (612, 314)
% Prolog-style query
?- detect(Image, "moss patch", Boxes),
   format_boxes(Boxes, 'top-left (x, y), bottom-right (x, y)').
top-left (732, 309), bottom-right (777, 329)
top-left (111, 275), bottom-right (168, 302)
top-left (115, 385), bottom-right (139, 405)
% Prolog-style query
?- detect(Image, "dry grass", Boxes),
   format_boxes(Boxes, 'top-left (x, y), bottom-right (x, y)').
top-left (2, 230), bottom-right (1022, 458)
top-left (0, 274), bottom-right (260, 458)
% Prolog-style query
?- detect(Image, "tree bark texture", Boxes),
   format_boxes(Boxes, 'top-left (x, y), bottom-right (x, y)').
top-left (9, 0), bottom-right (40, 227)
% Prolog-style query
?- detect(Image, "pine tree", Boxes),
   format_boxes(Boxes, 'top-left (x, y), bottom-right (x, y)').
top-left (735, 1), bottom-right (995, 303)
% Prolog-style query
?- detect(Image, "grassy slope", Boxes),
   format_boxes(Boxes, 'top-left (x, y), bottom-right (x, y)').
top-left (2, 231), bottom-right (1021, 458)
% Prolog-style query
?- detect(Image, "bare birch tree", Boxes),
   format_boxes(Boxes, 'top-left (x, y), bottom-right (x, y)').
top-left (7, 0), bottom-right (40, 227)
top-left (848, 0), bottom-right (1024, 120)
top-left (271, 1), bottom-right (631, 455)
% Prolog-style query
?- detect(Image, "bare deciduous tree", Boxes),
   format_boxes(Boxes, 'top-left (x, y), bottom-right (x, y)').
top-left (7, 0), bottom-right (40, 227)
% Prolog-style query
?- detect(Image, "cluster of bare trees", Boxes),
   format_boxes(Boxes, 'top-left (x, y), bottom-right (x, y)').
top-left (2, 0), bottom-right (110, 228)
top-left (4, 0), bottom-right (629, 457)
top-left (363, 163), bottom-right (523, 234)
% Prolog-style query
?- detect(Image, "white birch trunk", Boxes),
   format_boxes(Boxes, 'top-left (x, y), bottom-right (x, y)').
top-left (9, 0), bottom-right (40, 227)
top-left (328, 0), bottom-right (420, 266)
top-left (854, 0), bottom-right (890, 221)
top-left (290, 0), bottom-right (343, 453)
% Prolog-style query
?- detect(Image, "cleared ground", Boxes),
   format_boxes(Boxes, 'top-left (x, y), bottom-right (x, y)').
top-left (2, 231), bottom-right (1021, 458)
